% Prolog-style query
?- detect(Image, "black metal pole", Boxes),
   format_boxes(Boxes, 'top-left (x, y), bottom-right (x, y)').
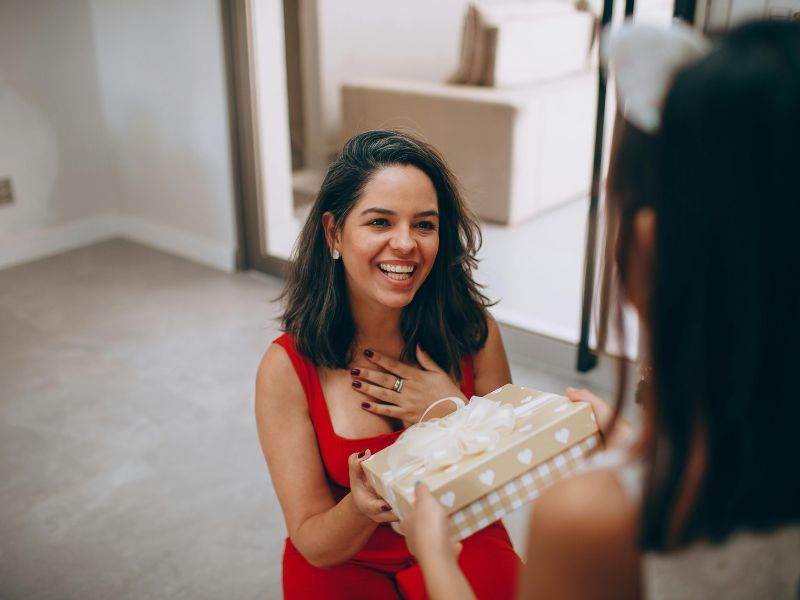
top-left (625, 0), bottom-right (636, 17)
top-left (674, 0), bottom-right (697, 23)
top-left (576, 0), bottom-right (617, 372)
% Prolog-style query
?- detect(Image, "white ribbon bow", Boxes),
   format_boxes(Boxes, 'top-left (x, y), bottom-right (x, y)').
top-left (386, 395), bottom-right (516, 482)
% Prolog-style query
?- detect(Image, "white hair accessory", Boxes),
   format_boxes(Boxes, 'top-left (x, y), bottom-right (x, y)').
top-left (604, 20), bottom-right (710, 133)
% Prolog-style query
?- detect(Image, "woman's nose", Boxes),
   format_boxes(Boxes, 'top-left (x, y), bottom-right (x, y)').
top-left (389, 228), bottom-right (416, 253)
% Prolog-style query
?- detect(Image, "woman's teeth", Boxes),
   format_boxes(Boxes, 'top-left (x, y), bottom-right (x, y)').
top-left (379, 264), bottom-right (415, 280)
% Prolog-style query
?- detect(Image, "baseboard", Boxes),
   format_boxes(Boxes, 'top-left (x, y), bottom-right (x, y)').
top-left (0, 214), bottom-right (120, 271)
top-left (116, 215), bottom-right (236, 273)
top-left (0, 214), bottom-right (236, 273)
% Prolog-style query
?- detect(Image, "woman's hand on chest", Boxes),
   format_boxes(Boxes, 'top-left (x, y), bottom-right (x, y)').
top-left (350, 346), bottom-right (467, 428)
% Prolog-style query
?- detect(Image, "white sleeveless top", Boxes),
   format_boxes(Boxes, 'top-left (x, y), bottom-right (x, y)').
top-left (587, 449), bottom-right (800, 599)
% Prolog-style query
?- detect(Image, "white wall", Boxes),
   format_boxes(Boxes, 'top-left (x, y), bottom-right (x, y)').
top-left (89, 0), bottom-right (237, 270)
top-left (0, 0), bottom-right (121, 261)
top-left (0, 0), bottom-right (238, 272)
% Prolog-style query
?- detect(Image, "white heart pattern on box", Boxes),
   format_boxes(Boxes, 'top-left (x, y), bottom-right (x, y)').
top-left (439, 491), bottom-right (455, 507)
top-left (517, 448), bottom-right (533, 465)
top-left (520, 395), bottom-right (536, 404)
top-left (554, 404), bottom-right (569, 413)
top-left (555, 428), bottom-right (570, 444)
top-left (479, 469), bottom-right (495, 486)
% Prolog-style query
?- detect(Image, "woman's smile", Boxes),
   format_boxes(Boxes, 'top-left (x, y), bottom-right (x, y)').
top-left (376, 261), bottom-right (418, 286)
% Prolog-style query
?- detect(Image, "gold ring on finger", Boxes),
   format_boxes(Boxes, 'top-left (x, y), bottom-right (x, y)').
top-left (392, 376), bottom-right (404, 393)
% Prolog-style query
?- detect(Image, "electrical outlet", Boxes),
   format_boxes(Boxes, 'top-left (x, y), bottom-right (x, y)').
top-left (0, 178), bottom-right (13, 206)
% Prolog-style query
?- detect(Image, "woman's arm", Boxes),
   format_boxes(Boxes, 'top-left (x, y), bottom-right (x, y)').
top-left (255, 343), bottom-right (392, 568)
top-left (472, 313), bottom-right (513, 396)
top-left (402, 484), bottom-right (477, 600)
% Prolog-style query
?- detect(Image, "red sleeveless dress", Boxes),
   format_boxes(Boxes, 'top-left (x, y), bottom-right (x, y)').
top-left (275, 333), bottom-right (521, 600)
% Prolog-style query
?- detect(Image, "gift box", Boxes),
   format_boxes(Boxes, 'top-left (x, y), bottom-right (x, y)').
top-left (362, 384), bottom-right (601, 541)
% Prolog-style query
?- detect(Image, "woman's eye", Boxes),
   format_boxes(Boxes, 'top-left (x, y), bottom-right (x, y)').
top-left (416, 221), bottom-right (436, 230)
top-left (368, 218), bottom-right (389, 227)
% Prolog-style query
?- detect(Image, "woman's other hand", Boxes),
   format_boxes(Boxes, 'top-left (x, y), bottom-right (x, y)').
top-left (565, 387), bottom-right (635, 450)
top-left (352, 346), bottom-right (466, 426)
top-left (348, 450), bottom-right (399, 524)
top-left (401, 483), bottom-right (461, 564)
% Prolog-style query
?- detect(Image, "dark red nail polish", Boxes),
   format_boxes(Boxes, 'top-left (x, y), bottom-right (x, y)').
top-left (352, 380), bottom-right (362, 389)
top-left (382, 505), bottom-right (392, 512)
top-left (350, 368), bottom-right (360, 376)
top-left (361, 402), bottom-right (370, 409)
top-left (357, 450), bottom-right (366, 459)
top-left (363, 349), bottom-right (374, 358)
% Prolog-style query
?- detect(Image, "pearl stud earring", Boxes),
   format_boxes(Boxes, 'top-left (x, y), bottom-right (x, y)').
top-left (332, 249), bottom-right (340, 260)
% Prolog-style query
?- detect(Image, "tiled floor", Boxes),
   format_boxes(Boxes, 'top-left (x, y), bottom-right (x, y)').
top-left (1, 241), bottom-right (285, 599)
top-left (0, 240), bottom-right (632, 599)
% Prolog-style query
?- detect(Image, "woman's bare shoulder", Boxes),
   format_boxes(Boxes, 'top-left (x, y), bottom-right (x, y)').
top-left (521, 468), bottom-right (641, 599)
top-left (256, 341), bottom-right (307, 413)
top-left (472, 311), bottom-right (512, 393)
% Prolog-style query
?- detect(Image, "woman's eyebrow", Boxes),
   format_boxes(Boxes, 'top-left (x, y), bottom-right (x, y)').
top-left (359, 208), bottom-right (439, 218)
top-left (359, 207), bottom-right (395, 216)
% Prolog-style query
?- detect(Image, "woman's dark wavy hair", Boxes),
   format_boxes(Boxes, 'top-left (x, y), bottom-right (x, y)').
top-left (608, 21), bottom-right (800, 550)
top-left (280, 130), bottom-right (491, 381)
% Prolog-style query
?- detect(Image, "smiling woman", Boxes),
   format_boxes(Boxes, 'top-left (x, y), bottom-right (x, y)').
top-left (255, 130), bottom-right (521, 598)
top-left (282, 130), bottom-right (490, 381)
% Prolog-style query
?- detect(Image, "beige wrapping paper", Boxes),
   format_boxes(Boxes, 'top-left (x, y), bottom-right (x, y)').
top-left (362, 384), bottom-right (601, 539)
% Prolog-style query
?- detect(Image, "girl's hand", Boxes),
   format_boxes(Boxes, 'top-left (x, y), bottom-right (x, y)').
top-left (565, 387), bottom-right (635, 450)
top-left (347, 450), bottom-right (399, 524)
top-left (352, 346), bottom-right (467, 426)
top-left (400, 483), bottom-right (462, 565)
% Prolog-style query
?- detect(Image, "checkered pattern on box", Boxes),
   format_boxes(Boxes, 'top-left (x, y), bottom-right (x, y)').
top-left (448, 433), bottom-right (601, 541)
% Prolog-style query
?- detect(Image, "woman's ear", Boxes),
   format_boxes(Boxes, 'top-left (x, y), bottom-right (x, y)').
top-left (322, 211), bottom-right (338, 254)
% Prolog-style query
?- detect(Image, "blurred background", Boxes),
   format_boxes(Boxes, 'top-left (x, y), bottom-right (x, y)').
top-left (1, 0), bottom-right (797, 598)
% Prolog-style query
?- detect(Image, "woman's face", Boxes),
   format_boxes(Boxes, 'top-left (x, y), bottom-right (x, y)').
top-left (330, 164), bottom-right (440, 312)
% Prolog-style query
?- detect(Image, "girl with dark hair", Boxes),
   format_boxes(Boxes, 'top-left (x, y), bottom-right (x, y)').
top-left (401, 20), bottom-right (800, 599)
top-left (255, 130), bottom-right (521, 598)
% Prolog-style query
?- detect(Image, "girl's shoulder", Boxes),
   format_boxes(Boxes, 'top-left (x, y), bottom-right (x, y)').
top-left (533, 468), bottom-right (639, 541)
top-left (522, 468), bottom-right (641, 599)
